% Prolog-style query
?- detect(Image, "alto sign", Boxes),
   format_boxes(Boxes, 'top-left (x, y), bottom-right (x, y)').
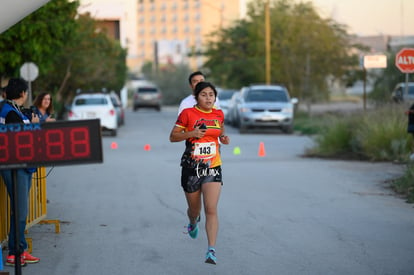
top-left (395, 48), bottom-right (414, 73)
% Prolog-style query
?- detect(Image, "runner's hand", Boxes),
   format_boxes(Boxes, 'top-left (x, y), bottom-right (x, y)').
top-left (219, 135), bottom-right (230, 144)
top-left (193, 125), bottom-right (206, 138)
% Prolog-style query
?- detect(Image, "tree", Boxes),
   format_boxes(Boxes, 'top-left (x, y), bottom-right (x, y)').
top-left (0, 0), bottom-right (79, 78)
top-left (204, 19), bottom-right (263, 89)
top-left (34, 13), bottom-right (128, 111)
top-left (0, 0), bottom-right (127, 117)
top-left (142, 62), bottom-right (192, 105)
top-left (204, 0), bottom-right (360, 102)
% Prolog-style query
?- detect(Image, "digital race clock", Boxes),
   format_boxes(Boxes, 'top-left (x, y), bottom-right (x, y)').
top-left (0, 119), bottom-right (103, 169)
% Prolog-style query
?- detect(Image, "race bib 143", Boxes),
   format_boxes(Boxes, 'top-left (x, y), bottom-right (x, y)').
top-left (194, 142), bottom-right (216, 159)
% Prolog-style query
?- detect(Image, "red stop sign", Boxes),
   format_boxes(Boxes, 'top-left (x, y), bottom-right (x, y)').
top-left (395, 48), bottom-right (414, 73)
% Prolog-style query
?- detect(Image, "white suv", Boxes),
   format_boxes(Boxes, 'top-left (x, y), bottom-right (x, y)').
top-left (68, 93), bottom-right (118, 136)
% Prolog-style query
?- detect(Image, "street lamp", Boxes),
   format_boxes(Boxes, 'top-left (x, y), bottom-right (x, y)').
top-left (265, 0), bottom-right (271, 84)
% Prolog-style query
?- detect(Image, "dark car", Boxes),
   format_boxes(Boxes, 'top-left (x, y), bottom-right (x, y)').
top-left (133, 86), bottom-right (162, 111)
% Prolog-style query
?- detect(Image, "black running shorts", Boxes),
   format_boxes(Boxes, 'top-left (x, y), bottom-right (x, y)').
top-left (181, 166), bottom-right (222, 193)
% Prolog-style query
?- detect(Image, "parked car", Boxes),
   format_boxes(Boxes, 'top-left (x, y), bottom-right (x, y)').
top-left (133, 85), bottom-right (162, 111)
top-left (68, 92), bottom-right (118, 136)
top-left (231, 84), bottom-right (298, 133)
top-left (391, 82), bottom-right (414, 103)
top-left (217, 88), bottom-right (238, 122)
top-left (226, 90), bottom-right (242, 126)
top-left (109, 91), bottom-right (125, 126)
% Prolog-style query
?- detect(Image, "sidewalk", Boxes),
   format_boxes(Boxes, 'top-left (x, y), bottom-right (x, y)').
top-left (297, 101), bottom-right (370, 114)
top-left (163, 101), bottom-right (369, 115)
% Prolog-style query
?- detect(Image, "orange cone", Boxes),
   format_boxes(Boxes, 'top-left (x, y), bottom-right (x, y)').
top-left (144, 144), bottom-right (151, 151)
top-left (111, 142), bottom-right (118, 149)
top-left (258, 142), bottom-right (266, 157)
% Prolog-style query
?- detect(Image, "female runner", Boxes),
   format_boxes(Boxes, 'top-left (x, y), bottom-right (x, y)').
top-left (169, 81), bottom-right (230, 264)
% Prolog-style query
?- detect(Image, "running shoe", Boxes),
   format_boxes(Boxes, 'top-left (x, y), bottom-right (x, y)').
top-left (205, 248), bottom-right (217, 265)
top-left (22, 251), bottom-right (40, 263)
top-left (187, 216), bottom-right (200, 239)
top-left (5, 255), bottom-right (27, 266)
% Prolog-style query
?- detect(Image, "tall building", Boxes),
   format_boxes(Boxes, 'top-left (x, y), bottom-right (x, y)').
top-left (79, 0), bottom-right (242, 74)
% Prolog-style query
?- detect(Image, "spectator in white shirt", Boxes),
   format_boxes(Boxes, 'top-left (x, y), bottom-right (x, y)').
top-left (178, 71), bottom-right (220, 115)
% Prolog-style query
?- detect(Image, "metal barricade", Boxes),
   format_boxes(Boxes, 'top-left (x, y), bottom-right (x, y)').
top-left (0, 167), bottom-right (59, 249)
top-left (0, 173), bottom-right (9, 246)
top-left (27, 167), bottom-right (47, 228)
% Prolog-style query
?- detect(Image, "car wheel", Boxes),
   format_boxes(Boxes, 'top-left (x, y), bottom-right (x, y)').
top-left (111, 129), bottom-right (117, 136)
top-left (282, 125), bottom-right (293, 134)
top-left (229, 116), bottom-right (236, 127)
top-left (234, 116), bottom-right (241, 128)
top-left (239, 123), bottom-right (248, 133)
top-left (156, 106), bottom-right (161, 111)
top-left (133, 106), bottom-right (138, 112)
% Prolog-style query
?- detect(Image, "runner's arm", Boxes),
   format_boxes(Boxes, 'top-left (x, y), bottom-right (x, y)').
top-left (169, 125), bottom-right (206, 142)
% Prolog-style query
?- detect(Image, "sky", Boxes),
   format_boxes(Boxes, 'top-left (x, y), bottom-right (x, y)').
top-left (241, 0), bottom-right (413, 36)
top-left (309, 0), bottom-right (414, 36)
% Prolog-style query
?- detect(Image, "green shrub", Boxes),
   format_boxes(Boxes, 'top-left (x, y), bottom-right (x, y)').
top-left (391, 163), bottom-right (414, 203)
top-left (354, 105), bottom-right (412, 161)
top-left (301, 104), bottom-right (414, 202)
top-left (293, 111), bottom-right (326, 135)
top-left (306, 114), bottom-right (363, 159)
top-left (306, 104), bottom-right (413, 161)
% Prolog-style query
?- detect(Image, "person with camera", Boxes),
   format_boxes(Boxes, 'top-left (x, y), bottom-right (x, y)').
top-left (33, 92), bottom-right (56, 123)
top-left (0, 78), bottom-right (40, 267)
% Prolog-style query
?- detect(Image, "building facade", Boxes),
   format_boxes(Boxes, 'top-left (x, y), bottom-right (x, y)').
top-left (80, 0), bottom-right (242, 73)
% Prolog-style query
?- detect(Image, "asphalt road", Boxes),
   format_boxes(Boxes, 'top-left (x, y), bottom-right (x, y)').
top-left (4, 106), bottom-right (414, 275)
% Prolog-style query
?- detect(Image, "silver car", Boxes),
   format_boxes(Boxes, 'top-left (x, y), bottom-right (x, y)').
top-left (232, 84), bottom-right (298, 133)
top-left (133, 86), bottom-right (162, 111)
top-left (227, 91), bottom-right (242, 126)
top-left (217, 88), bottom-right (238, 122)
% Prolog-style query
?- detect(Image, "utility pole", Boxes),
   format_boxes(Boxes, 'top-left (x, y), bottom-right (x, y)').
top-left (265, 0), bottom-right (271, 84)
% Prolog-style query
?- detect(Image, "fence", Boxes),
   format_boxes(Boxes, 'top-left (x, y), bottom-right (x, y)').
top-left (0, 167), bottom-right (59, 251)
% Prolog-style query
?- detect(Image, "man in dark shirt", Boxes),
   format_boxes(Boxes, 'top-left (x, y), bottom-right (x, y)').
top-left (407, 103), bottom-right (414, 135)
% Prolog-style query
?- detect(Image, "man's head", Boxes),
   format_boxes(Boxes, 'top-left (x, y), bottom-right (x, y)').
top-left (188, 71), bottom-right (205, 93)
top-left (5, 78), bottom-right (28, 100)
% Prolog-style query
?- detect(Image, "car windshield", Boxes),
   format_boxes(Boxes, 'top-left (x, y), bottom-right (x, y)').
top-left (110, 96), bottom-right (121, 106)
top-left (245, 89), bottom-right (288, 102)
top-left (218, 90), bottom-right (236, 100)
top-left (75, 97), bottom-right (108, 105)
top-left (138, 87), bottom-right (157, 93)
